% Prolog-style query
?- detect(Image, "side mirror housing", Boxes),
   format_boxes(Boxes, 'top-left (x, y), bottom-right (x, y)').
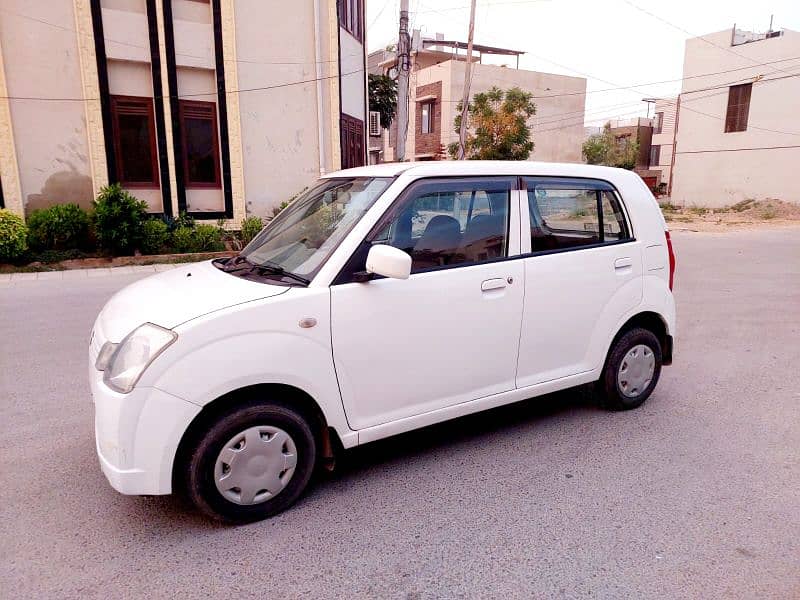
top-left (365, 244), bottom-right (412, 280)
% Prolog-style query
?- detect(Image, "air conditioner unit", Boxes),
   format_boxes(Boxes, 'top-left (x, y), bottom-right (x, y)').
top-left (369, 111), bottom-right (381, 137)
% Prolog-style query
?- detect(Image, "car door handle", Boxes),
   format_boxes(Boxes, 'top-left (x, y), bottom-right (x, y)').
top-left (614, 257), bottom-right (633, 270)
top-left (481, 278), bottom-right (507, 292)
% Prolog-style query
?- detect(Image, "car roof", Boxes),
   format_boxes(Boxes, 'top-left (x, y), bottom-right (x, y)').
top-left (324, 161), bottom-right (637, 183)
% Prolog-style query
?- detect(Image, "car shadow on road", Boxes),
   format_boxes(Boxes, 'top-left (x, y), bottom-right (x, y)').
top-left (110, 386), bottom-right (598, 530)
top-left (325, 385), bottom-right (598, 481)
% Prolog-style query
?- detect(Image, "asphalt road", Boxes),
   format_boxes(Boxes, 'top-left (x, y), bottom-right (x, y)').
top-left (1, 227), bottom-right (799, 599)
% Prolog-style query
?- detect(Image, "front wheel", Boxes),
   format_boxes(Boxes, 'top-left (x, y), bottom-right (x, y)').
top-left (183, 403), bottom-right (317, 523)
top-left (597, 328), bottom-right (662, 411)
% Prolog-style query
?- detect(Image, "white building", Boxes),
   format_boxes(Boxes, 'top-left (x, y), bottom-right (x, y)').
top-left (0, 0), bottom-right (368, 222)
top-left (669, 26), bottom-right (800, 207)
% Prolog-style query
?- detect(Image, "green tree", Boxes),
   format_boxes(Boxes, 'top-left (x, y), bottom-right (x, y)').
top-left (447, 86), bottom-right (536, 160)
top-left (368, 74), bottom-right (398, 129)
top-left (582, 124), bottom-right (640, 170)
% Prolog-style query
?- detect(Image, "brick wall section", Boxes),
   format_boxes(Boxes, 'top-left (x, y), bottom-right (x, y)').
top-left (415, 81), bottom-right (442, 157)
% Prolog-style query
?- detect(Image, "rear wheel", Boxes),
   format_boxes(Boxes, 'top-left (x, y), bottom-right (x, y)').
top-left (597, 327), bottom-right (662, 411)
top-left (183, 403), bottom-right (317, 523)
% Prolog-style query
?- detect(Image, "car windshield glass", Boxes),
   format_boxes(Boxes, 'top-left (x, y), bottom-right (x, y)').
top-left (241, 177), bottom-right (392, 279)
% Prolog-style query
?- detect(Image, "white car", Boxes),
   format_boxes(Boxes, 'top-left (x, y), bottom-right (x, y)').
top-left (90, 161), bottom-right (676, 522)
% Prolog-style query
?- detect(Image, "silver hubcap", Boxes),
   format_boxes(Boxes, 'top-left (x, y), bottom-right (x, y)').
top-left (213, 426), bottom-right (297, 505)
top-left (617, 344), bottom-right (655, 398)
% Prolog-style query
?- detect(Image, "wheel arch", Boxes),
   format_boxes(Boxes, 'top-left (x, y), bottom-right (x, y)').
top-left (609, 311), bottom-right (672, 365)
top-left (172, 383), bottom-right (342, 492)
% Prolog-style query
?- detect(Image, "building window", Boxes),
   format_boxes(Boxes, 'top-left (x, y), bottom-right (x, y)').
top-left (339, 0), bottom-right (363, 42)
top-left (654, 111), bottom-right (664, 134)
top-left (341, 114), bottom-right (365, 169)
top-left (179, 100), bottom-right (221, 188)
top-left (725, 83), bottom-right (752, 133)
top-left (421, 101), bottom-right (435, 134)
top-left (110, 95), bottom-right (159, 187)
top-left (649, 145), bottom-right (661, 167)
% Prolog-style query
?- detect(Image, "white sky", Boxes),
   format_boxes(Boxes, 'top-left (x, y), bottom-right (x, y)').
top-left (366, 0), bottom-right (800, 125)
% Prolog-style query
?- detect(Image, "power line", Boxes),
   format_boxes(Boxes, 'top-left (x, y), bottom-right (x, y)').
top-left (0, 68), bottom-right (366, 102)
top-left (619, 0), bottom-right (797, 77)
top-left (367, 0), bottom-right (395, 31)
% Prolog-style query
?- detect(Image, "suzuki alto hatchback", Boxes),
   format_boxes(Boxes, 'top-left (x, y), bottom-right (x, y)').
top-left (90, 161), bottom-right (676, 522)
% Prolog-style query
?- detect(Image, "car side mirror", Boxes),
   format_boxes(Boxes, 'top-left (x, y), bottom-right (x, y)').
top-left (365, 244), bottom-right (412, 280)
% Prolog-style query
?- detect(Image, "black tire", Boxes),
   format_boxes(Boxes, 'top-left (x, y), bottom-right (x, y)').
top-left (597, 327), bottom-right (662, 411)
top-left (183, 403), bottom-right (317, 523)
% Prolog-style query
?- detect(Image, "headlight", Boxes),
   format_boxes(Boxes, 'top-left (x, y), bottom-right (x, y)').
top-left (102, 323), bottom-right (177, 394)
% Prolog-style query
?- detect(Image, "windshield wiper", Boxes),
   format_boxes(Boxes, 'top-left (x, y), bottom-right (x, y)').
top-left (215, 255), bottom-right (251, 273)
top-left (252, 261), bottom-right (311, 286)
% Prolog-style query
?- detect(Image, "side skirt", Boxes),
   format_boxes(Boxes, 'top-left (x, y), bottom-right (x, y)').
top-left (354, 370), bottom-right (600, 445)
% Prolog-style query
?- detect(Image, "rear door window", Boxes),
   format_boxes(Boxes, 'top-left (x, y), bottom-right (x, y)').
top-left (524, 177), bottom-right (631, 252)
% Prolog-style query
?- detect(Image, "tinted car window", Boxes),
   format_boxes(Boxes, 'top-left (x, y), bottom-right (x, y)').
top-left (525, 177), bottom-right (630, 252)
top-left (373, 177), bottom-right (513, 272)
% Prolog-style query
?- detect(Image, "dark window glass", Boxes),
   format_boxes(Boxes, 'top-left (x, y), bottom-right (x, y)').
top-left (421, 101), bottom-right (434, 134)
top-left (654, 111), bottom-right (664, 134)
top-left (179, 100), bottom-right (221, 188)
top-left (649, 144), bottom-right (661, 167)
top-left (339, 0), bottom-right (363, 41)
top-left (371, 178), bottom-right (512, 272)
top-left (525, 178), bottom-right (630, 252)
top-left (725, 83), bottom-right (752, 133)
top-left (111, 96), bottom-right (159, 187)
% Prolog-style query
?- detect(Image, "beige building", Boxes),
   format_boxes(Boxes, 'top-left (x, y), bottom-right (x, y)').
top-left (371, 38), bottom-right (587, 163)
top-left (668, 26), bottom-right (800, 207)
top-left (0, 0), bottom-right (368, 222)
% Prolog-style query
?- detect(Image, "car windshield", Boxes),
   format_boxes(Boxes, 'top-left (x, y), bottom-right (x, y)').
top-left (241, 177), bottom-right (392, 280)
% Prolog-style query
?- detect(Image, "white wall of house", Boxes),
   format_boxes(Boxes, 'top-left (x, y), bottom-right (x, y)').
top-left (340, 30), bottom-right (365, 119)
top-left (0, 0), bottom-right (93, 214)
top-left (670, 28), bottom-right (800, 207)
top-left (235, 0), bottom-right (358, 218)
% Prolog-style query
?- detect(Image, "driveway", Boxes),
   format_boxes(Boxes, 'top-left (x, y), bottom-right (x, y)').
top-left (1, 227), bottom-right (798, 599)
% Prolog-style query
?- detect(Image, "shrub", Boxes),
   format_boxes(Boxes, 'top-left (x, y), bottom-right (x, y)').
top-left (240, 216), bottom-right (264, 245)
top-left (170, 224), bottom-right (225, 253)
top-left (92, 184), bottom-right (148, 254)
top-left (193, 224), bottom-right (225, 252)
top-left (141, 219), bottom-right (170, 255)
top-left (162, 211), bottom-right (195, 232)
top-left (0, 209), bottom-right (28, 261)
top-left (26, 203), bottom-right (90, 251)
top-left (171, 226), bottom-right (197, 253)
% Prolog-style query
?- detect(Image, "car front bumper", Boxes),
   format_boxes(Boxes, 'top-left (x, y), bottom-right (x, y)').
top-left (90, 365), bottom-right (201, 495)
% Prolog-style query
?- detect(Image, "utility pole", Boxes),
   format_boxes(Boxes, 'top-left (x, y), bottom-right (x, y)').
top-left (395, 0), bottom-right (411, 161)
top-left (457, 0), bottom-right (477, 160)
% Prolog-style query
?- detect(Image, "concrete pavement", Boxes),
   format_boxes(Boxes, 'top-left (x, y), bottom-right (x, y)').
top-left (1, 227), bottom-right (798, 598)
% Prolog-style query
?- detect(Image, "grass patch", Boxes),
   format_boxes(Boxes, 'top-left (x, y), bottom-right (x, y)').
top-left (761, 206), bottom-right (777, 220)
top-left (659, 202), bottom-right (678, 212)
top-left (688, 206), bottom-right (709, 216)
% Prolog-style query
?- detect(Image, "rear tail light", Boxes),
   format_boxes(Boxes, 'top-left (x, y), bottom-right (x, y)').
top-left (665, 230), bottom-right (676, 290)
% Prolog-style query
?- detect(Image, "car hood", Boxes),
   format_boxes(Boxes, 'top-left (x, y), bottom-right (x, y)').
top-left (96, 260), bottom-right (290, 341)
